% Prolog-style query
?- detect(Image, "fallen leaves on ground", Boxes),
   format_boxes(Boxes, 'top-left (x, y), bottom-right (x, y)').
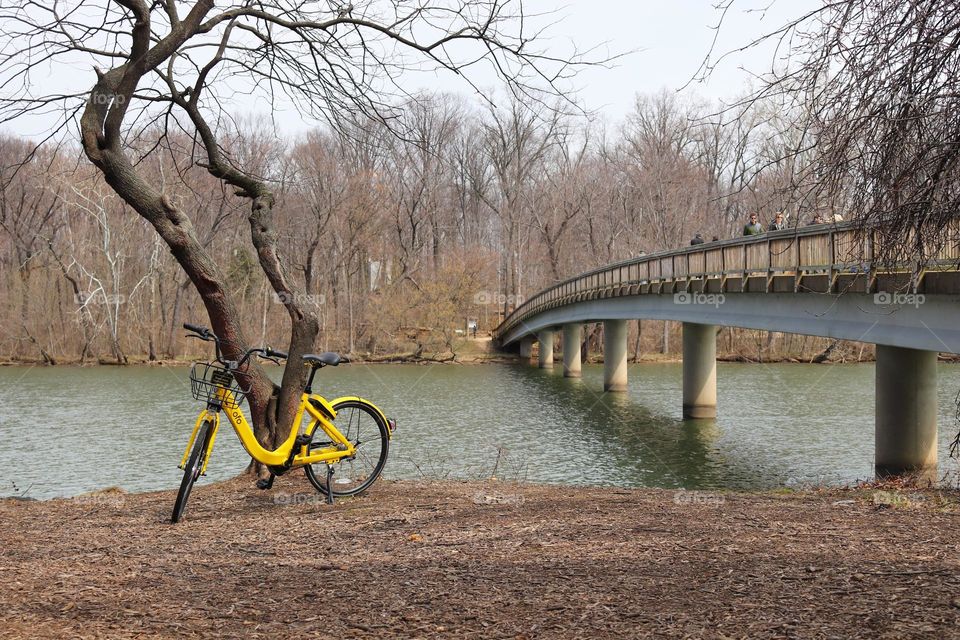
top-left (2, 477), bottom-right (960, 638)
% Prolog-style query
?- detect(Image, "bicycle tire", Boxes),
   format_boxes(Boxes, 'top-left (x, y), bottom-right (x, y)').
top-left (171, 420), bottom-right (212, 523)
top-left (304, 399), bottom-right (389, 497)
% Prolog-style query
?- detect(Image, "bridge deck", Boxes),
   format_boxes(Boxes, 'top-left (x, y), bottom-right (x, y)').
top-left (494, 221), bottom-right (960, 352)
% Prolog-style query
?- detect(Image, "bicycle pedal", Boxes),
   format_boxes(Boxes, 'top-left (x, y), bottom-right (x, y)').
top-left (255, 475), bottom-right (275, 490)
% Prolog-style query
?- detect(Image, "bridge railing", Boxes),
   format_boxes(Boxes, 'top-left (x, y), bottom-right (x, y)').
top-left (493, 219), bottom-right (960, 342)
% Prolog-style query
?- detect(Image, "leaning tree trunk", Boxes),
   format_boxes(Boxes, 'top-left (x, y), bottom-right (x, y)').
top-left (77, 5), bottom-right (317, 480)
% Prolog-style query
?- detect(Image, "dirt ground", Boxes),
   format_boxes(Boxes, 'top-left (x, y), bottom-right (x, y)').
top-left (3, 477), bottom-right (960, 639)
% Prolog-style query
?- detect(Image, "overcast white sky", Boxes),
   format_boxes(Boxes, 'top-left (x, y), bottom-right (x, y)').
top-left (401, 0), bottom-right (820, 121)
top-left (8, 0), bottom-right (820, 139)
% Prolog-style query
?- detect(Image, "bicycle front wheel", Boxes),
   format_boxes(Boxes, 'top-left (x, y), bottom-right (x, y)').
top-left (171, 420), bottom-right (212, 523)
top-left (304, 399), bottom-right (389, 497)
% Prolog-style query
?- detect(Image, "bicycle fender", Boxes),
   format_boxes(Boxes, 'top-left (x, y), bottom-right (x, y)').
top-left (329, 396), bottom-right (392, 439)
top-left (307, 394), bottom-right (338, 419)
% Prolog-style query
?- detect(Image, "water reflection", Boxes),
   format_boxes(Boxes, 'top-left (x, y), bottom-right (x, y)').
top-left (510, 364), bottom-right (774, 489)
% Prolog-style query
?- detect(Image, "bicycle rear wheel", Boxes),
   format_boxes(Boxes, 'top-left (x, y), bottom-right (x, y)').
top-left (171, 420), bottom-right (212, 523)
top-left (304, 399), bottom-right (389, 497)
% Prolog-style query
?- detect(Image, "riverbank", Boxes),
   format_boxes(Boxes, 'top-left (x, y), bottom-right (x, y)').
top-left (0, 355), bottom-right (522, 367)
top-left (0, 333), bottom-right (892, 366)
top-left (3, 477), bottom-right (960, 638)
top-left (7, 352), bottom-right (960, 367)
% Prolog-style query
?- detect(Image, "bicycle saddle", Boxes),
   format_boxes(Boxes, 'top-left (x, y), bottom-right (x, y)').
top-left (302, 352), bottom-right (342, 367)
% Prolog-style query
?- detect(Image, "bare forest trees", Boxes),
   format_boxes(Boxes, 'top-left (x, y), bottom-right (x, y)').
top-left (0, 0), bottom-right (588, 475)
top-left (0, 81), bottom-right (817, 365)
top-left (479, 99), bottom-right (564, 315)
top-left (2, 0), bottom-right (930, 383)
top-left (0, 138), bottom-right (61, 362)
top-left (718, 0), bottom-right (960, 267)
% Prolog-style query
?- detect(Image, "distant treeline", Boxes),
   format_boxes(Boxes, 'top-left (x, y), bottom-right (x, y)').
top-left (0, 90), bottom-right (839, 364)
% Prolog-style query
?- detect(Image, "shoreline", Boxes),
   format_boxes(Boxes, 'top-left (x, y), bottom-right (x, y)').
top-left (4, 471), bottom-right (956, 504)
top-left (6, 354), bottom-right (960, 368)
top-left (0, 350), bottom-right (960, 368)
top-left (0, 353), bottom-right (888, 367)
top-left (3, 476), bottom-right (960, 637)
top-left (0, 354), bottom-right (524, 367)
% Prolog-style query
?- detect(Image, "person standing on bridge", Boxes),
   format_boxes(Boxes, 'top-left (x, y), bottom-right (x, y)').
top-left (743, 213), bottom-right (764, 236)
top-left (770, 212), bottom-right (787, 231)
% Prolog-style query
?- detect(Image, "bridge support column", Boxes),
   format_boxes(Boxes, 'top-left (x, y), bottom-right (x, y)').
top-left (603, 320), bottom-right (628, 392)
top-left (682, 322), bottom-right (716, 419)
top-left (519, 337), bottom-right (533, 360)
top-left (562, 323), bottom-right (582, 378)
top-left (875, 345), bottom-right (938, 480)
top-left (537, 330), bottom-right (555, 368)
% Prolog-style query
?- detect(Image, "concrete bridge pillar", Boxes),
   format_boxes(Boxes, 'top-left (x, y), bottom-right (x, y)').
top-left (603, 320), bottom-right (628, 392)
top-left (519, 337), bottom-right (533, 360)
top-left (875, 345), bottom-right (938, 479)
top-left (537, 330), bottom-right (555, 368)
top-left (682, 322), bottom-right (717, 419)
top-left (562, 323), bottom-right (582, 378)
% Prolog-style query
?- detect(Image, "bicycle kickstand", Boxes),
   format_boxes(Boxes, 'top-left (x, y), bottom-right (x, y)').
top-left (325, 465), bottom-right (335, 505)
top-left (256, 473), bottom-right (275, 491)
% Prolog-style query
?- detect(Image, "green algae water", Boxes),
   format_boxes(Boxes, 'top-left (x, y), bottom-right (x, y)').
top-left (2, 361), bottom-right (960, 498)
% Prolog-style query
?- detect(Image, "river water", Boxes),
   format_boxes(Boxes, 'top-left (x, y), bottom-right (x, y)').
top-left (2, 361), bottom-right (960, 499)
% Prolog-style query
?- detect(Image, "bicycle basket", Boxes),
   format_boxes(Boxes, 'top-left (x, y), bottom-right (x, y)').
top-left (189, 362), bottom-right (248, 409)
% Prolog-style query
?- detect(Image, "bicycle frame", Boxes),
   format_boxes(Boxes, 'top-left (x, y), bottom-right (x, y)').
top-left (180, 388), bottom-right (389, 471)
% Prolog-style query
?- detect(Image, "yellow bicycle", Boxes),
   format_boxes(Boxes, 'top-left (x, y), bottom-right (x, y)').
top-left (171, 323), bottom-right (394, 523)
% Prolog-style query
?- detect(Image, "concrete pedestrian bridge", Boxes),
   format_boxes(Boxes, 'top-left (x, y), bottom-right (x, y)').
top-left (493, 221), bottom-right (960, 479)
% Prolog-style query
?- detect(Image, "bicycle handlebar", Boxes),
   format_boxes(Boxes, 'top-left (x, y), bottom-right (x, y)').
top-left (237, 347), bottom-right (286, 367)
top-left (183, 322), bottom-right (210, 336)
top-left (185, 322), bottom-right (288, 367)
